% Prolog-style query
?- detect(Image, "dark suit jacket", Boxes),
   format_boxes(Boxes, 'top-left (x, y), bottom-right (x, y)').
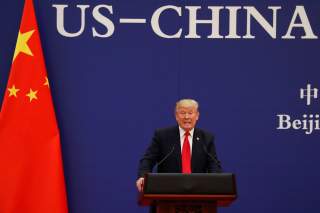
top-left (138, 126), bottom-right (222, 177)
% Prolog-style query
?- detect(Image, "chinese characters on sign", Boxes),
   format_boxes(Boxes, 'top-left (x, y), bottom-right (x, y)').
top-left (277, 84), bottom-right (319, 135)
top-left (300, 84), bottom-right (319, 106)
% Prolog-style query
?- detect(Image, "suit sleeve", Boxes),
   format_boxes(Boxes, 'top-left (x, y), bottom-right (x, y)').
top-left (137, 130), bottom-right (161, 178)
top-left (206, 134), bottom-right (223, 173)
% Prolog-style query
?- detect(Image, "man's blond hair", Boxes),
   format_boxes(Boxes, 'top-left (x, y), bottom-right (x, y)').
top-left (175, 99), bottom-right (199, 111)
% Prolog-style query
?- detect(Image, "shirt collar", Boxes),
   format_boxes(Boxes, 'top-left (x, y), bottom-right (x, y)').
top-left (179, 126), bottom-right (194, 138)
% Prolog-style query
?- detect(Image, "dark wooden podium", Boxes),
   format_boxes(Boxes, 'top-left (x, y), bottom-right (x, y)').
top-left (138, 173), bottom-right (237, 213)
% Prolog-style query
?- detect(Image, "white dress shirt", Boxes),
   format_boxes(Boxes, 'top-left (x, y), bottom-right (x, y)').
top-left (179, 126), bottom-right (194, 154)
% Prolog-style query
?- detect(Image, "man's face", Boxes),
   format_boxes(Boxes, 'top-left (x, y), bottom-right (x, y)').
top-left (175, 105), bottom-right (199, 131)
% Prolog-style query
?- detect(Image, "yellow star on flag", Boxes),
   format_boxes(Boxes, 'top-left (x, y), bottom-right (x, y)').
top-left (26, 88), bottom-right (38, 102)
top-left (13, 30), bottom-right (35, 62)
top-left (7, 85), bottom-right (20, 97)
top-left (44, 77), bottom-right (50, 87)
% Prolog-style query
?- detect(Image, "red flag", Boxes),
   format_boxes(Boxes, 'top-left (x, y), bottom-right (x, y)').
top-left (0, 0), bottom-right (68, 212)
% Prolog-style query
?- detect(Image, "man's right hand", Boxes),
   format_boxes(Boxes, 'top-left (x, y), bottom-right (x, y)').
top-left (136, 177), bottom-right (144, 192)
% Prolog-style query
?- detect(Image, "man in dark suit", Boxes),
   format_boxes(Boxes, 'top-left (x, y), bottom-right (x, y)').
top-left (136, 99), bottom-right (222, 192)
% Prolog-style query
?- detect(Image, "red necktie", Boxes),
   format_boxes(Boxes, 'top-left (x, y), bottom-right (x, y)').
top-left (182, 131), bottom-right (191, 174)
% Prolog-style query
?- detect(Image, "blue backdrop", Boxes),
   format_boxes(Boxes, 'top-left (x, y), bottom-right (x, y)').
top-left (1, 0), bottom-right (320, 212)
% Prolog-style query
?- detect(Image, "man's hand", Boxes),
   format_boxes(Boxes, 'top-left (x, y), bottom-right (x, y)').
top-left (136, 177), bottom-right (144, 192)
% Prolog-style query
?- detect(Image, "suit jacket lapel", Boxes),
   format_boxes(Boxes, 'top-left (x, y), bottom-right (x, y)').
top-left (173, 126), bottom-right (182, 172)
top-left (191, 128), bottom-right (201, 172)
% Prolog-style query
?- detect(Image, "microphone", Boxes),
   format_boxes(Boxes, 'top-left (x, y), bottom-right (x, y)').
top-left (155, 143), bottom-right (176, 168)
top-left (196, 136), bottom-right (222, 172)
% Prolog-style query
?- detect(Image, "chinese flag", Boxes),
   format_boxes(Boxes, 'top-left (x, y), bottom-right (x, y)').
top-left (0, 0), bottom-right (68, 212)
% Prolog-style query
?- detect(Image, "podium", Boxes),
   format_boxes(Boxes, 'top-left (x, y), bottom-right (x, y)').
top-left (138, 173), bottom-right (237, 213)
